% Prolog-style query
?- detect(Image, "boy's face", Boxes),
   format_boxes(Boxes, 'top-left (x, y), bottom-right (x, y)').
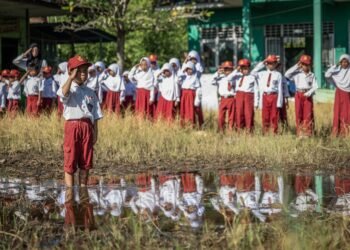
top-left (301, 63), bottom-right (310, 73)
top-left (223, 67), bottom-right (233, 76)
top-left (241, 67), bottom-right (250, 75)
top-left (186, 68), bottom-right (193, 75)
top-left (140, 60), bottom-right (149, 71)
top-left (266, 62), bottom-right (277, 71)
top-left (341, 59), bottom-right (350, 69)
top-left (163, 69), bottom-right (171, 77)
top-left (28, 69), bottom-right (38, 76)
top-left (74, 65), bottom-right (89, 85)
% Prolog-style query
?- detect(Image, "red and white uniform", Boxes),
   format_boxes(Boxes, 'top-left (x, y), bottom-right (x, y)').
top-left (57, 79), bottom-right (103, 174)
top-left (325, 54), bottom-right (350, 136)
top-left (179, 62), bottom-right (202, 126)
top-left (290, 175), bottom-right (317, 216)
top-left (129, 57), bottom-right (155, 119)
top-left (24, 75), bottom-right (41, 117)
top-left (259, 173), bottom-right (284, 216)
top-left (101, 63), bottom-right (125, 115)
top-left (155, 63), bottom-right (180, 121)
top-left (235, 73), bottom-right (259, 132)
top-left (285, 64), bottom-right (318, 136)
top-left (40, 77), bottom-right (57, 112)
top-left (159, 174), bottom-right (181, 220)
top-left (178, 173), bottom-right (205, 228)
top-left (7, 80), bottom-right (21, 115)
top-left (252, 61), bottom-right (283, 134)
top-left (212, 70), bottom-right (237, 131)
top-left (130, 174), bottom-right (159, 216)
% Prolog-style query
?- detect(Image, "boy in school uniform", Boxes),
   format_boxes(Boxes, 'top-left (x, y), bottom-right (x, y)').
top-left (57, 55), bottom-right (103, 187)
top-left (40, 66), bottom-right (56, 114)
top-left (212, 61), bottom-right (237, 131)
top-left (235, 59), bottom-right (259, 133)
top-left (285, 55), bottom-right (318, 137)
top-left (325, 54), bottom-right (350, 136)
top-left (0, 70), bottom-right (10, 113)
top-left (20, 64), bottom-right (42, 117)
top-left (7, 69), bottom-right (21, 117)
top-left (252, 55), bottom-right (283, 134)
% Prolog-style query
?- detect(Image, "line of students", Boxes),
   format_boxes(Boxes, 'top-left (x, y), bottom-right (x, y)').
top-left (1, 52), bottom-right (350, 137)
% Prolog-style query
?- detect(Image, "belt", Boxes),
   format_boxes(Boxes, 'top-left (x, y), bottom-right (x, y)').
top-left (296, 88), bottom-right (311, 93)
top-left (263, 92), bottom-right (277, 95)
top-left (221, 95), bottom-right (235, 99)
top-left (67, 118), bottom-right (92, 123)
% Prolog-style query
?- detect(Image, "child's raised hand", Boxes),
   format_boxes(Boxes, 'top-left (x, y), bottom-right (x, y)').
top-left (68, 68), bottom-right (78, 80)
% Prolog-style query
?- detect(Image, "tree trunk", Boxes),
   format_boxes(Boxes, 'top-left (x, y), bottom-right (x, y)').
top-left (116, 28), bottom-right (125, 72)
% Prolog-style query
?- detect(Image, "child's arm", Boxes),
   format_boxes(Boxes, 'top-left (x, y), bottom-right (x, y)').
top-left (284, 63), bottom-right (300, 81)
top-left (62, 68), bottom-right (77, 97)
top-left (19, 71), bottom-right (30, 85)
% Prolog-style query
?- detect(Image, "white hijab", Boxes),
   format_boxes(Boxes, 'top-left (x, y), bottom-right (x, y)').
top-left (169, 58), bottom-right (181, 71)
top-left (330, 54), bottom-right (350, 92)
top-left (134, 57), bottom-right (154, 85)
top-left (182, 61), bottom-right (199, 87)
top-left (103, 63), bottom-right (123, 91)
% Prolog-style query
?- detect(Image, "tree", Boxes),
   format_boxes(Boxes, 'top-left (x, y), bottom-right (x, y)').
top-left (61, 0), bottom-right (210, 70)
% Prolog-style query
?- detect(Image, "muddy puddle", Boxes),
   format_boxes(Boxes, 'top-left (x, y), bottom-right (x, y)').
top-left (1, 169), bottom-right (350, 248)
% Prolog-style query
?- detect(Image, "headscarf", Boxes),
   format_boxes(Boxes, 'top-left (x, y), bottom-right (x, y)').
top-left (161, 63), bottom-right (173, 74)
top-left (108, 63), bottom-right (120, 75)
top-left (95, 61), bottom-right (106, 72)
top-left (133, 57), bottom-right (154, 85)
top-left (169, 58), bottom-right (181, 71)
top-left (188, 50), bottom-right (204, 77)
top-left (328, 54), bottom-right (350, 92)
top-left (26, 43), bottom-right (43, 68)
top-left (182, 61), bottom-right (199, 88)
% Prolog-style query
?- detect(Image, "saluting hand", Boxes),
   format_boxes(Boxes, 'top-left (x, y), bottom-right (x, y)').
top-left (68, 68), bottom-right (78, 80)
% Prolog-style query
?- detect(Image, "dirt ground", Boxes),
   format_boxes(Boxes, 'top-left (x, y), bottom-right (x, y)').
top-left (1, 151), bottom-right (348, 181)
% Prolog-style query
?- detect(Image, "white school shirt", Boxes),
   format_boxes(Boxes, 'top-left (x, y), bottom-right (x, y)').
top-left (24, 76), bottom-right (41, 96)
top-left (285, 64), bottom-right (318, 96)
top-left (40, 77), bottom-right (57, 98)
top-left (290, 189), bottom-right (317, 214)
top-left (104, 188), bottom-right (127, 217)
top-left (211, 71), bottom-right (236, 97)
top-left (235, 74), bottom-right (260, 107)
top-left (57, 81), bottom-right (103, 123)
top-left (128, 66), bottom-right (155, 102)
top-left (210, 186), bottom-right (240, 215)
top-left (7, 80), bottom-right (21, 100)
top-left (256, 70), bottom-right (283, 109)
top-left (157, 74), bottom-right (180, 102)
top-left (0, 82), bottom-right (7, 108)
top-left (159, 178), bottom-right (180, 208)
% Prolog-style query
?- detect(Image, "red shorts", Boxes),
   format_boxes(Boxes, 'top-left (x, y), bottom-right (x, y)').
top-left (64, 119), bottom-right (94, 174)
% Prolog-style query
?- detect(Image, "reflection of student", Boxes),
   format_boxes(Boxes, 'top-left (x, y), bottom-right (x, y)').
top-left (211, 172), bottom-right (239, 216)
top-left (178, 172), bottom-right (205, 228)
top-left (63, 187), bottom-right (96, 231)
top-left (103, 178), bottom-right (128, 217)
top-left (332, 175), bottom-right (350, 215)
top-left (130, 174), bottom-right (159, 221)
top-left (234, 172), bottom-right (266, 222)
top-left (259, 173), bottom-right (284, 216)
top-left (159, 174), bottom-right (181, 221)
top-left (290, 175), bottom-right (317, 215)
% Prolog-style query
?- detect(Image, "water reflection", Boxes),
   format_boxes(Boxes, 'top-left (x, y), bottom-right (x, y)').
top-left (1, 170), bottom-right (350, 232)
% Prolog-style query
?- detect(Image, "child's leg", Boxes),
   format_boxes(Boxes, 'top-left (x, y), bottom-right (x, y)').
top-left (65, 172), bottom-right (74, 187)
top-left (79, 170), bottom-right (89, 186)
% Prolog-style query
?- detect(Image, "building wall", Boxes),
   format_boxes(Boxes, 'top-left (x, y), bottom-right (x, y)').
top-left (188, 1), bottom-right (350, 64)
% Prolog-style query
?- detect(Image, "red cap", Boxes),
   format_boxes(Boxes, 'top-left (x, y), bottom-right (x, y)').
top-left (67, 55), bottom-right (91, 71)
top-left (42, 66), bottom-right (52, 74)
top-left (299, 55), bottom-right (312, 65)
top-left (1, 69), bottom-right (10, 77)
top-left (9, 69), bottom-right (20, 78)
top-left (149, 54), bottom-right (158, 63)
top-left (238, 59), bottom-right (251, 67)
top-left (221, 61), bottom-right (234, 69)
top-left (265, 54), bottom-right (278, 63)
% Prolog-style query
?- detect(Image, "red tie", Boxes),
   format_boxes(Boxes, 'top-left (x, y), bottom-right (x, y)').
top-left (239, 76), bottom-right (245, 87)
top-left (267, 73), bottom-right (272, 87)
top-left (228, 81), bottom-right (232, 91)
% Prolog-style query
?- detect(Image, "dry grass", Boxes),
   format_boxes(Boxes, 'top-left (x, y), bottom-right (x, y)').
top-left (0, 102), bottom-right (349, 170)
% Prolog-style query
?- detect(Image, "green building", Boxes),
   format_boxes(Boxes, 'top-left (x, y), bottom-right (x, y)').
top-left (158, 0), bottom-right (350, 87)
